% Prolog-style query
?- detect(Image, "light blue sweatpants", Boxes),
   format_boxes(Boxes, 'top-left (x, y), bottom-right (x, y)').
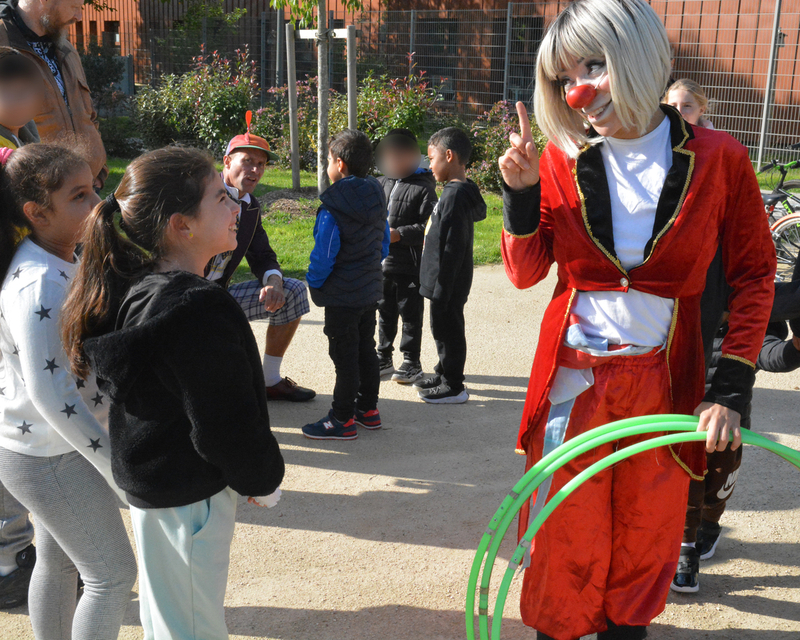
top-left (130, 487), bottom-right (238, 640)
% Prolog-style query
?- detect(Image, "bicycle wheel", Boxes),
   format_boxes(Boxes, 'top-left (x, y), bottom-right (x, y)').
top-left (771, 213), bottom-right (800, 282)
top-left (782, 180), bottom-right (800, 212)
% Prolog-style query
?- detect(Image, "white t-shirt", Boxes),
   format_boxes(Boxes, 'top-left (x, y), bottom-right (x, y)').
top-left (572, 116), bottom-right (675, 347)
top-left (0, 238), bottom-right (119, 492)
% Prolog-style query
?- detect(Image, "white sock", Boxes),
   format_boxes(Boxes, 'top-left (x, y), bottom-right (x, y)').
top-left (0, 562), bottom-right (18, 577)
top-left (681, 542), bottom-right (696, 549)
top-left (262, 354), bottom-right (283, 387)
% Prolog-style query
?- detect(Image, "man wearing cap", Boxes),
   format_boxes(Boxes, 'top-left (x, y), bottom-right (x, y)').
top-left (207, 132), bottom-right (316, 402)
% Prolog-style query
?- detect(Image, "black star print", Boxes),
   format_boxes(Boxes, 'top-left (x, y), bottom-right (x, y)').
top-left (58, 270), bottom-right (69, 281)
top-left (17, 421), bottom-right (32, 435)
top-left (43, 358), bottom-right (59, 374)
top-left (60, 403), bottom-right (77, 419)
top-left (75, 378), bottom-right (86, 389)
top-left (87, 438), bottom-right (102, 452)
top-left (91, 393), bottom-right (104, 406)
top-left (11, 268), bottom-right (22, 279)
top-left (11, 345), bottom-right (19, 356)
top-left (0, 387), bottom-right (4, 396)
top-left (34, 305), bottom-right (52, 321)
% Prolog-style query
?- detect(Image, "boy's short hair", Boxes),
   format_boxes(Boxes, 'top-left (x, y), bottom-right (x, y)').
top-left (381, 128), bottom-right (418, 152)
top-left (329, 129), bottom-right (373, 178)
top-left (0, 47), bottom-right (40, 83)
top-left (428, 127), bottom-right (472, 165)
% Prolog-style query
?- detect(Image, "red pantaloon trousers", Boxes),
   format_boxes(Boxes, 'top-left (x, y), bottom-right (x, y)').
top-left (520, 351), bottom-right (691, 640)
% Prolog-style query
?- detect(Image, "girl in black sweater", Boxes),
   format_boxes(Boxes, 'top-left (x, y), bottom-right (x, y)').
top-left (62, 147), bottom-right (285, 640)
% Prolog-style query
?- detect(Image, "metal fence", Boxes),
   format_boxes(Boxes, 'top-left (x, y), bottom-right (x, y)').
top-left (81, 0), bottom-right (800, 163)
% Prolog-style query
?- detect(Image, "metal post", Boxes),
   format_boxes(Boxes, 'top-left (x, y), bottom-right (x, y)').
top-left (275, 10), bottom-right (283, 87)
top-left (502, 3), bottom-right (513, 102)
top-left (329, 10), bottom-right (335, 89)
top-left (260, 12), bottom-right (267, 107)
top-left (317, 0), bottom-right (330, 193)
top-left (408, 10), bottom-right (415, 74)
top-left (286, 22), bottom-right (301, 190)
top-left (756, 0), bottom-right (783, 168)
top-left (346, 25), bottom-right (357, 130)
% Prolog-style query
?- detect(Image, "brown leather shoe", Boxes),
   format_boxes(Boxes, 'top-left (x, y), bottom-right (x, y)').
top-left (265, 377), bottom-right (316, 402)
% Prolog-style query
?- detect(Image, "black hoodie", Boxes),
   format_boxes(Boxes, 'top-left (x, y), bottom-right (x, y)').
top-left (84, 271), bottom-right (284, 509)
top-left (419, 179), bottom-right (487, 304)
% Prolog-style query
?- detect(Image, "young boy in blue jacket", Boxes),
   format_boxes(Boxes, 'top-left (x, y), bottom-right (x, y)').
top-left (303, 129), bottom-right (390, 440)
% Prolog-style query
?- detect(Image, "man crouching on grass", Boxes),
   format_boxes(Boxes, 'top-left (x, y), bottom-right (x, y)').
top-left (206, 131), bottom-right (316, 402)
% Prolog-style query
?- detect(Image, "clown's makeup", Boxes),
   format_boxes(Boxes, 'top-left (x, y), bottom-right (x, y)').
top-left (557, 55), bottom-right (662, 140)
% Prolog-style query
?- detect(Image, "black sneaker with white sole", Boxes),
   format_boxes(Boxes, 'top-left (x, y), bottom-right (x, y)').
top-left (418, 383), bottom-right (469, 404)
top-left (392, 361), bottom-right (424, 384)
top-left (670, 546), bottom-right (699, 593)
top-left (696, 520), bottom-right (722, 560)
top-left (378, 355), bottom-right (394, 377)
top-left (413, 374), bottom-right (442, 390)
top-left (0, 544), bottom-right (35, 610)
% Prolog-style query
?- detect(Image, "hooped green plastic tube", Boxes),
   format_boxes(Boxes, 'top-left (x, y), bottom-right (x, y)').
top-left (466, 415), bottom-right (697, 640)
top-left (485, 428), bottom-right (800, 640)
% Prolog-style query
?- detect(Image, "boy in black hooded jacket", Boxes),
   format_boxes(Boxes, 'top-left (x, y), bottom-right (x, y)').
top-left (375, 128), bottom-right (438, 384)
top-left (416, 127), bottom-right (487, 404)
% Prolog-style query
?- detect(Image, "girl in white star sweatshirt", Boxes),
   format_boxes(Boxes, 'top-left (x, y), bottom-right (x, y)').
top-left (0, 144), bottom-right (136, 639)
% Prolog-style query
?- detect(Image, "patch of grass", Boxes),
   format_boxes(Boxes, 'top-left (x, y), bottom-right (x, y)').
top-left (757, 167), bottom-right (800, 192)
top-left (103, 158), bottom-right (503, 286)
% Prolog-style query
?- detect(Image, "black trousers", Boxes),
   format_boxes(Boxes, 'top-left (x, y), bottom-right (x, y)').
top-left (324, 305), bottom-right (380, 421)
top-left (378, 273), bottom-right (424, 362)
top-left (429, 297), bottom-right (467, 391)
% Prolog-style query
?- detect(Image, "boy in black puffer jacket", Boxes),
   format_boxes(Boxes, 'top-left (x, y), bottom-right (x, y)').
top-left (375, 129), bottom-right (438, 384)
top-left (304, 129), bottom-right (389, 440)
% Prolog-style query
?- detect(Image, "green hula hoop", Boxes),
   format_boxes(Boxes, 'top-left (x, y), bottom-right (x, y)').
top-left (467, 416), bottom-right (800, 640)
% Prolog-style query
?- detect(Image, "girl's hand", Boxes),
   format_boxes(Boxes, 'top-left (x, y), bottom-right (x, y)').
top-left (498, 102), bottom-right (541, 192)
top-left (248, 487), bottom-right (282, 508)
top-left (695, 402), bottom-right (742, 453)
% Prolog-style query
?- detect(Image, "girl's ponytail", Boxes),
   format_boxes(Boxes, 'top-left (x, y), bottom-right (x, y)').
top-left (61, 192), bottom-right (152, 379)
top-left (62, 145), bottom-right (216, 378)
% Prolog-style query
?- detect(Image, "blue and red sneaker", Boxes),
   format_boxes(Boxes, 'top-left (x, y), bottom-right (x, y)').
top-left (302, 411), bottom-right (358, 440)
top-left (354, 408), bottom-right (382, 430)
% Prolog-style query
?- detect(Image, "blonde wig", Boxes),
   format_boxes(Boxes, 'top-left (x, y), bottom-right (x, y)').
top-left (533, 0), bottom-right (672, 158)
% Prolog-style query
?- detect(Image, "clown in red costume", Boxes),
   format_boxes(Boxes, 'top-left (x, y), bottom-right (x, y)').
top-left (498, 1), bottom-right (776, 639)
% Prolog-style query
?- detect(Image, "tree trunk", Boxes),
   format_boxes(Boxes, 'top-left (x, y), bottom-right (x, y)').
top-left (317, 0), bottom-right (329, 194)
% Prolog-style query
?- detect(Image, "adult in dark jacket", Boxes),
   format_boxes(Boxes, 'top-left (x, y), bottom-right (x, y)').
top-left (417, 128), bottom-right (487, 404)
top-left (0, 0), bottom-right (108, 186)
top-left (62, 147), bottom-right (284, 639)
top-left (673, 254), bottom-right (800, 593)
top-left (304, 129), bottom-right (390, 440)
top-left (375, 128), bottom-right (438, 383)
top-left (209, 132), bottom-right (315, 402)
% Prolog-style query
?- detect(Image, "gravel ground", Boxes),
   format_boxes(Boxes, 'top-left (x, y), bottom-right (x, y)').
top-left (0, 265), bottom-right (798, 640)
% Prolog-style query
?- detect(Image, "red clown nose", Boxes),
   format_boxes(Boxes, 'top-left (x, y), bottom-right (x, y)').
top-left (565, 84), bottom-right (597, 110)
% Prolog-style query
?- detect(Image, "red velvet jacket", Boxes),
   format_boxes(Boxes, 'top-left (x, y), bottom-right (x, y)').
top-left (502, 106), bottom-right (776, 478)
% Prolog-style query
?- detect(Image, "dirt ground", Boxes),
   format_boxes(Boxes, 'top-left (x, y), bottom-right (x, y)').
top-left (1, 265), bottom-right (798, 640)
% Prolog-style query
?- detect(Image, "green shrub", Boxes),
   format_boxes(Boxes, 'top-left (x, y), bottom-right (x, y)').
top-left (467, 100), bottom-right (547, 193)
top-left (98, 116), bottom-right (144, 159)
top-left (132, 47), bottom-right (258, 154)
top-left (79, 40), bottom-right (126, 114)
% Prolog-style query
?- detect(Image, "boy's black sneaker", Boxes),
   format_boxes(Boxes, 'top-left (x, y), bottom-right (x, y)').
top-left (302, 411), bottom-right (358, 440)
top-left (392, 360), bottom-right (424, 384)
top-left (696, 520), bottom-right (722, 560)
top-left (419, 383), bottom-right (469, 404)
top-left (0, 544), bottom-right (36, 610)
top-left (670, 546), bottom-right (699, 593)
top-left (378, 355), bottom-right (394, 377)
top-left (413, 374), bottom-right (442, 390)
top-left (354, 408), bottom-right (382, 430)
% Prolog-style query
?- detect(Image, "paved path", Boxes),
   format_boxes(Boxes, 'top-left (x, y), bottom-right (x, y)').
top-left (1, 265), bottom-right (798, 639)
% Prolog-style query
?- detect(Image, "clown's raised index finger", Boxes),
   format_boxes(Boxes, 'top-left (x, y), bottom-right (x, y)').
top-left (515, 101), bottom-right (533, 144)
